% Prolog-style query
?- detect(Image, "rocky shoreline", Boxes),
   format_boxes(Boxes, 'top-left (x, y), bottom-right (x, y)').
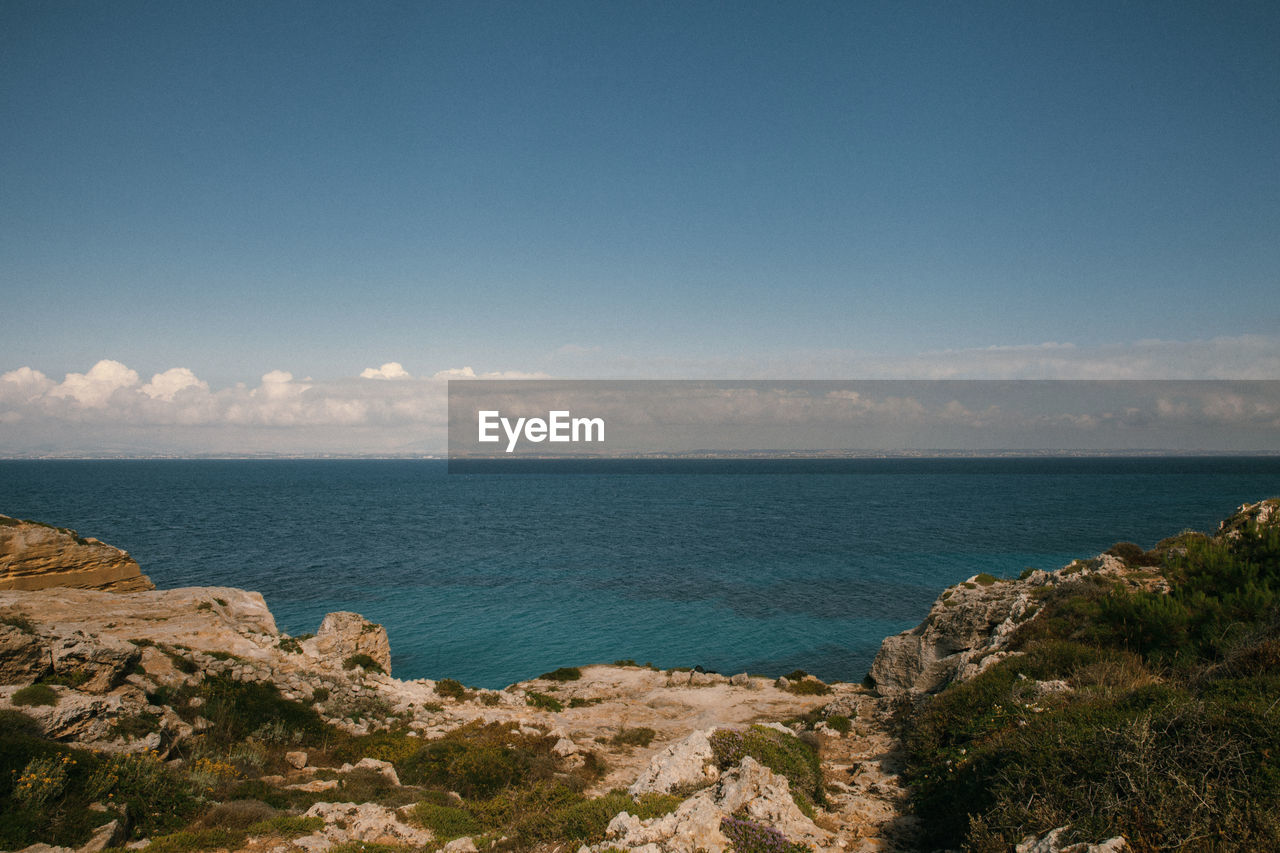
top-left (3, 502), bottom-right (1278, 853)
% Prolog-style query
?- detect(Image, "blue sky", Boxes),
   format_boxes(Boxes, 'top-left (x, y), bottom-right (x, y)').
top-left (2, 2), bottom-right (1279, 453)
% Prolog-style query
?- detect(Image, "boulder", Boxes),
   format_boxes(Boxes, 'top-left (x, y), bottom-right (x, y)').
top-left (628, 728), bottom-right (719, 796)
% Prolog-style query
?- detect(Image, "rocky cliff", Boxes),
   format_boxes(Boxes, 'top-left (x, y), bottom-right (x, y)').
top-left (0, 515), bottom-right (153, 592)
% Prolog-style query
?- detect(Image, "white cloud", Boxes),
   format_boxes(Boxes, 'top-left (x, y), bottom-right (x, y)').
top-left (48, 359), bottom-right (139, 407)
top-left (360, 362), bottom-right (412, 380)
top-left (432, 366), bottom-right (551, 380)
top-left (141, 367), bottom-right (208, 401)
top-left (2, 340), bottom-right (1278, 455)
top-left (0, 366), bottom-right (54, 403)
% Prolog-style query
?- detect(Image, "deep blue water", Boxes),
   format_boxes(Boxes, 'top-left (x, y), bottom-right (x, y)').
top-left (2, 458), bottom-right (1278, 688)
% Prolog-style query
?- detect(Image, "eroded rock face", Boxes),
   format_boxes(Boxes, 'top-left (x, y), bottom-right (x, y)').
top-left (0, 516), bottom-right (153, 593)
top-left (304, 611), bottom-right (392, 677)
top-left (869, 570), bottom-right (1046, 696)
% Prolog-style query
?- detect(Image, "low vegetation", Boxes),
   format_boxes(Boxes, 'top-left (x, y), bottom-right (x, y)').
top-left (898, 515), bottom-right (1280, 852)
top-left (538, 666), bottom-right (582, 682)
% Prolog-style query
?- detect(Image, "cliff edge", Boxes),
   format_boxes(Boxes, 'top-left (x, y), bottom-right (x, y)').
top-left (0, 515), bottom-right (153, 593)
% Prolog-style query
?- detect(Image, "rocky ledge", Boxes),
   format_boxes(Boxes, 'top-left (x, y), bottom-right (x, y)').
top-left (1, 515), bottom-right (153, 593)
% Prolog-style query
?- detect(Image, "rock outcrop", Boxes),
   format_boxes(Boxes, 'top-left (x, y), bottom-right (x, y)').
top-left (869, 498), bottom-right (1280, 697)
top-left (0, 515), bottom-right (153, 592)
top-left (304, 610), bottom-right (392, 676)
top-left (590, 757), bottom-right (831, 852)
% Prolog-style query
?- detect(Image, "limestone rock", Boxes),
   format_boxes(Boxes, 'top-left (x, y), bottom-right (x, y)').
top-left (340, 757), bottom-right (401, 786)
top-left (0, 622), bottom-right (52, 684)
top-left (296, 801), bottom-right (432, 851)
top-left (1017, 826), bottom-right (1129, 853)
top-left (48, 634), bottom-right (140, 693)
top-left (0, 684), bottom-right (135, 744)
top-left (0, 516), bottom-right (153, 592)
top-left (601, 757), bottom-right (829, 853)
top-left (78, 819), bottom-right (124, 853)
top-left (285, 750), bottom-right (308, 769)
top-left (304, 612), bottom-right (391, 677)
top-left (628, 728), bottom-right (718, 796)
top-left (869, 571), bottom-right (1042, 696)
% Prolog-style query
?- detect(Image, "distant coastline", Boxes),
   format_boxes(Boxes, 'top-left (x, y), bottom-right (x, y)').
top-left (4, 448), bottom-right (1280, 460)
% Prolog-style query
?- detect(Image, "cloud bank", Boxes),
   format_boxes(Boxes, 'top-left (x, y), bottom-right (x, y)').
top-left (2, 336), bottom-right (1277, 456)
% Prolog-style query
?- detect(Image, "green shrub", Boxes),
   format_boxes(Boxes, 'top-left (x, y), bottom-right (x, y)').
top-left (342, 653), bottom-right (384, 674)
top-left (192, 676), bottom-right (332, 748)
top-left (526, 691), bottom-right (564, 712)
top-left (397, 722), bottom-right (557, 799)
top-left (709, 726), bottom-right (823, 813)
top-left (0, 612), bottom-right (36, 633)
top-left (825, 714), bottom-right (852, 734)
top-left (974, 572), bottom-right (998, 585)
top-left (333, 727), bottom-right (421, 766)
top-left (413, 801), bottom-right (480, 841)
top-left (110, 711), bottom-right (161, 740)
top-left (784, 678), bottom-right (831, 696)
top-left (610, 727), bottom-right (656, 748)
top-left (12, 684), bottom-right (58, 707)
top-left (435, 678), bottom-right (470, 700)
top-left (539, 666), bottom-right (582, 682)
top-left (193, 799), bottom-right (277, 829)
top-left (137, 829), bottom-right (246, 853)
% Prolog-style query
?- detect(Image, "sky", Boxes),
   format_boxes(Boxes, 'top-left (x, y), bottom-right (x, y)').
top-left (2, 2), bottom-right (1278, 455)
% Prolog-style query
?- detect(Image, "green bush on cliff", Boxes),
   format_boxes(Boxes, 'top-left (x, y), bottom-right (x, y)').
top-left (12, 684), bottom-right (58, 706)
top-left (899, 517), bottom-right (1280, 852)
top-left (192, 676), bottom-right (332, 747)
top-left (397, 721), bottom-right (557, 798)
top-left (414, 784), bottom-right (679, 847)
top-left (709, 725), bottom-right (824, 815)
top-left (341, 653), bottom-right (383, 673)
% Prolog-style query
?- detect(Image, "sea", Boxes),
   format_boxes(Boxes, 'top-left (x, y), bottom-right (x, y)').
top-left (2, 457), bottom-right (1279, 688)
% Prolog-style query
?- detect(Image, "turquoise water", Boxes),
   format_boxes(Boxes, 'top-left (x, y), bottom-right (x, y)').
top-left (2, 458), bottom-right (1278, 688)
